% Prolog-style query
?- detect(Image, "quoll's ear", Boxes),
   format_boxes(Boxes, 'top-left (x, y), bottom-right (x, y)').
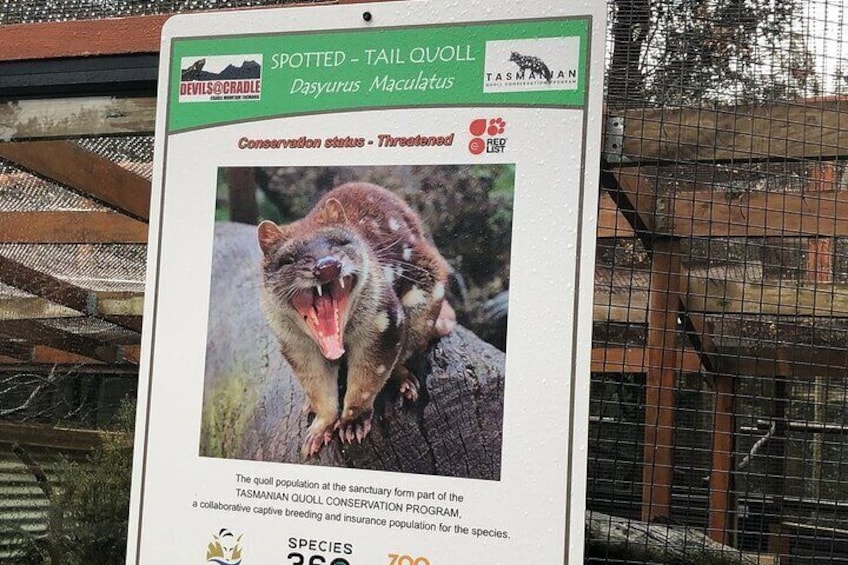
top-left (317, 197), bottom-right (347, 225)
top-left (257, 220), bottom-right (283, 256)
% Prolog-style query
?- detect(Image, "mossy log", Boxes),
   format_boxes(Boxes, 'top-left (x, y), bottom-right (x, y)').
top-left (201, 222), bottom-right (504, 480)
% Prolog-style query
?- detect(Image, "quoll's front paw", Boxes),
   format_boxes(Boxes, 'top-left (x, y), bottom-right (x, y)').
top-left (302, 417), bottom-right (336, 458)
top-left (338, 407), bottom-right (373, 444)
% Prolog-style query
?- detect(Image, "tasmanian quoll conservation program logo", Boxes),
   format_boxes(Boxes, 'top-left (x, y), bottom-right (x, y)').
top-left (206, 528), bottom-right (243, 565)
top-left (179, 55), bottom-right (262, 102)
top-left (468, 117), bottom-right (507, 155)
top-left (484, 37), bottom-right (580, 93)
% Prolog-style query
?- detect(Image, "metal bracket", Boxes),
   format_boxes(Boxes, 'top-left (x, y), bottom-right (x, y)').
top-left (604, 115), bottom-right (627, 164)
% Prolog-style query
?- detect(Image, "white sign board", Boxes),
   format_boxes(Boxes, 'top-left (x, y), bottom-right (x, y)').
top-left (128, 2), bottom-right (605, 563)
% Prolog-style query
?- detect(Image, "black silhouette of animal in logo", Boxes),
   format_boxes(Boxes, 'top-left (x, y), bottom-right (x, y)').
top-left (181, 58), bottom-right (206, 81)
top-left (509, 52), bottom-right (552, 83)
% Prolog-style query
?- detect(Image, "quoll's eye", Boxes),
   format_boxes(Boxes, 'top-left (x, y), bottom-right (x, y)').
top-left (273, 254), bottom-right (296, 269)
top-left (331, 236), bottom-right (353, 247)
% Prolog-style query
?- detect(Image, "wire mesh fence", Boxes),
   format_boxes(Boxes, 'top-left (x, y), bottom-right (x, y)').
top-left (590, 0), bottom-right (848, 563)
top-left (0, 0), bottom-right (322, 25)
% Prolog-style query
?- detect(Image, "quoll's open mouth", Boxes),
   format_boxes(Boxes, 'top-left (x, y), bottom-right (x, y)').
top-left (291, 274), bottom-right (355, 360)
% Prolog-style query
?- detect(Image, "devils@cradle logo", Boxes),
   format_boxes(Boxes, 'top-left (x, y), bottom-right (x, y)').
top-left (468, 118), bottom-right (507, 155)
top-left (179, 55), bottom-right (262, 103)
top-left (206, 529), bottom-right (243, 565)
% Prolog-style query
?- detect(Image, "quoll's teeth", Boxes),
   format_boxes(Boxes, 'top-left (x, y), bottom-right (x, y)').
top-left (316, 284), bottom-right (323, 297)
top-left (339, 276), bottom-right (345, 289)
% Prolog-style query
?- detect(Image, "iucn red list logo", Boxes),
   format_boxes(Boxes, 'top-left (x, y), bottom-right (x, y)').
top-left (468, 118), bottom-right (507, 155)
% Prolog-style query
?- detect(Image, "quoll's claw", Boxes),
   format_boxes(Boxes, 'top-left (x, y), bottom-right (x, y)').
top-left (398, 377), bottom-right (419, 402)
top-left (302, 434), bottom-right (322, 458)
top-left (338, 412), bottom-right (373, 445)
top-left (302, 418), bottom-right (336, 457)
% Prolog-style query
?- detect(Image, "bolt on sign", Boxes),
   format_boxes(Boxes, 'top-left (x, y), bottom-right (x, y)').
top-left (128, 2), bottom-right (605, 564)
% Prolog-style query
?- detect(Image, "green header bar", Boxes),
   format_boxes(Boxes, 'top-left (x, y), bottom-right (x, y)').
top-left (168, 17), bottom-right (589, 132)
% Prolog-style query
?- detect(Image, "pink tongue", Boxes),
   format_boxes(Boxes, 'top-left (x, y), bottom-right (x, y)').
top-left (314, 295), bottom-right (344, 360)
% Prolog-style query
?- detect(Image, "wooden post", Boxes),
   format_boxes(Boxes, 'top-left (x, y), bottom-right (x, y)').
top-left (642, 239), bottom-right (680, 521)
top-left (766, 367), bottom-right (789, 519)
top-left (708, 372), bottom-right (735, 544)
top-left (805, 163), bottom-right (835, 506)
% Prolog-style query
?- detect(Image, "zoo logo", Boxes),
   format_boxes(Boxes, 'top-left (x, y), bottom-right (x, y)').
top-left (178, 54), bottom-right (263, 103)
top-left (509, 52), bottom-right (553, 83)
top-left (206, 528), bottom-right (244, 565)
top-left (483, 37), bottom-right (580, 93)
top-left (468, 117), bottom-right (507, 155)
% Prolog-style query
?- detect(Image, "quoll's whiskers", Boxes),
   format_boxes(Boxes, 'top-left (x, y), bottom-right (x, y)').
top-left (372, 235), bottom-right (410, 255)
top-left (386, 259), bottom-right (434, 278)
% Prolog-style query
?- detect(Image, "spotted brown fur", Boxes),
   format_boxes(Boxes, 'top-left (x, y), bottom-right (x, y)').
top-left (257, 182), bottom-right (455, 456)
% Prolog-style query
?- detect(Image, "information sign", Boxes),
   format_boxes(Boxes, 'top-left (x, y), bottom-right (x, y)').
top-left (128, 2), bottom-right (605, 563)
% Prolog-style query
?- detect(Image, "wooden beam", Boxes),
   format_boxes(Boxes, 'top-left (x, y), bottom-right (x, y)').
top-left (97, 293), bottom-right (144, 317)
top-left (589, 344), bottom-right (848, 379)
top-left (679, 305), bottom-right (718, 375)
top-left (597, 192), bottom-right (636, 238)
top-left (0, 257), bottom-right (143, 339)
top-left (723, 346), bottom-right (848, 378)
top-left (0, 255), bottom-right (90, 314)
top-left (688, 280), bottom-right (848, 317)
top-left (0, 296), bottom-right (78, 320)
top-left (0, 141), bottom-right (151, 221)
top-left (0, 96), bottom-right (156, 141)
top-left (0, 15), bottom-right (168, 61)
top-left (0, 292), bottom-right (143, 321)
top-left (0, 2), bottom-right (336, 62)
top-left (103, 316), bottom-right (143, 334)
top-left (32, 346), bottom-right (104, 365)
top-left (123, 345), bottom-right (141, 365)
top-left (622, 99), bottom-right (848, 163)
top-left (0, 345), bottom-right (104, 365)
top-left (0, 285), bottom-right (143, 334)
top-left (0, 319), bottom-right (118, 363)
top-left (602, 168), bottom-right (656, 247)
top-left (0, 421), bottom-right (110, 451)
top-left (642, 240), bottom-right (681, 522)
top-left (591, 347), bottom-right (702, 373)
top-left (0, 340), bottom-right (33, 360)
top-left (0, 211), bottom-right (147, 243)
top-left (670, 190), bottom-right (848, 238)
top-left (596, 269), bottom-right (848, 321)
